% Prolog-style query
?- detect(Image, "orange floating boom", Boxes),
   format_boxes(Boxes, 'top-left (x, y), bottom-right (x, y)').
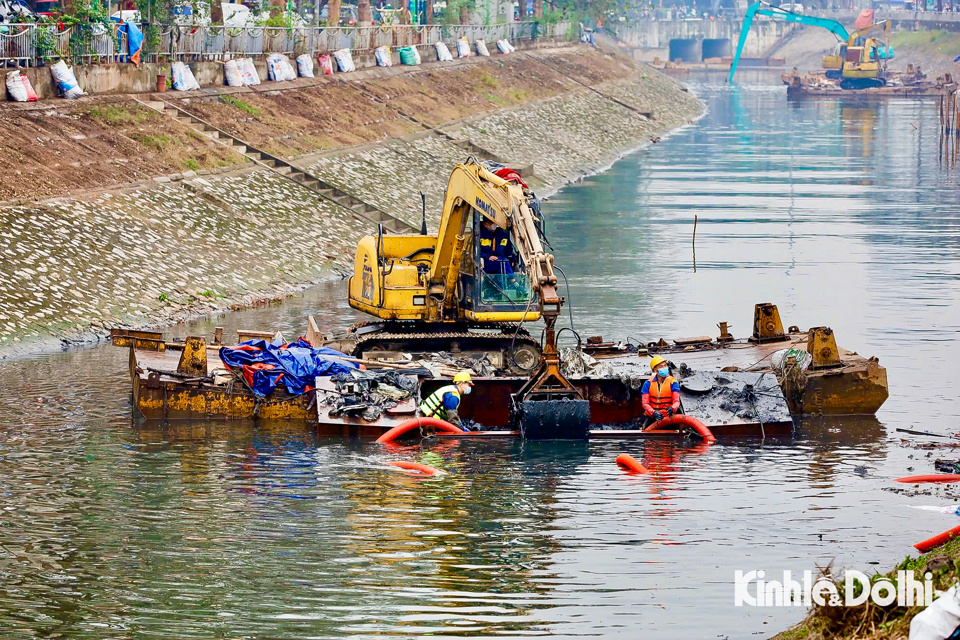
top-left (375, 417), bottom-right (464, 444)
top-left (616, 454), bottom-right (649, 474)
top-left (385, 460), bottom-right (444, 476)
top-left (642, 415), bottom-right (716, 444)
top-left (915, 524), bottom-right (960, 553)
top-left (895, 475), bottom-right (960, 484)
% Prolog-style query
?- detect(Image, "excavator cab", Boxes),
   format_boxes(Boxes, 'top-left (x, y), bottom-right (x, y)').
top-left (464, 212), bottom-right (535, 313)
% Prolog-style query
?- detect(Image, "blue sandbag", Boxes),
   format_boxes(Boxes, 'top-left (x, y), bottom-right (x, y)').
top-left (219, 338), bottom-right (358, 397)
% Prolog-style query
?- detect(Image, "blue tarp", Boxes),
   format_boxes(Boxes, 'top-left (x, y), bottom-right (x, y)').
top-left (219, 338), bottom-right (359, 397)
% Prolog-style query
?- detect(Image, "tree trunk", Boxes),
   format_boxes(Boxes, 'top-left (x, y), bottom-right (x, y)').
top-left (425, 0), bottom-right (433, 24)
top-left (459, 3), bottom-right (469, 24)
top-left (533, 0), bottom-right (542, 17)
top-left (327, 0), bottom-right (341, 25)
top-left (358, 0), bottom-right (372, 25)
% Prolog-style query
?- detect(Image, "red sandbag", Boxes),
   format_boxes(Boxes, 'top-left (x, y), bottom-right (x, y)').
top-left (21, 74), bottom-right (37, 101)
top-left (318, 54), bottom-right (334, 76)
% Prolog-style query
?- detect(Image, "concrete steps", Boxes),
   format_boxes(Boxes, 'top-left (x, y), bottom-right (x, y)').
top-left (137, 98), bottom-right (416, 235)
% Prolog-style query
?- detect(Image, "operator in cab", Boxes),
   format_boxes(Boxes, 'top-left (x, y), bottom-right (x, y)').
top-left (418, 371), bottom-right (474, 428)
top-left (641, 356), bottom-right (680, 426)
top-left (478, 218), bottom-right (514, 275)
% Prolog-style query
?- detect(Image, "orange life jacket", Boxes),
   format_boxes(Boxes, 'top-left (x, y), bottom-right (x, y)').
top-left (646, 374), bottom-right (677, 411)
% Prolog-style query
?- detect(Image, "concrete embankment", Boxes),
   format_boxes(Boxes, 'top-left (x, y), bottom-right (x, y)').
top-left (0, 44), bottom-right (703, 356)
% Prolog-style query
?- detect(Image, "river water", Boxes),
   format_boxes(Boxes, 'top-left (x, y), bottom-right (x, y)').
top-left (2, 72), bottom-right (960, 638)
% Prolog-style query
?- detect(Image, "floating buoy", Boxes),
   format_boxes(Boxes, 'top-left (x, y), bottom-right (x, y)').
top-left (385, 460), bottom-right (444, 476)
top-left (915, 524), bottom-right (960, 553)
top-left (616, 453), bottom-right (649, 474)
top-left (643, 415), bottom-right (716, 444)
top-left (376, 417), bottom-right (464, 444)
top-left (895, 474), bottom-right (960, 484)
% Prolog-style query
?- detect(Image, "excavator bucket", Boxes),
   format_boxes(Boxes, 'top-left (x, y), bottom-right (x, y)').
top-left (517, 398), bottom-right (591, 440)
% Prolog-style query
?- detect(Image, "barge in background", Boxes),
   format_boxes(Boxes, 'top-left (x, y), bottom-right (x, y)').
top-left (112, 303), bottom-right (888, 440)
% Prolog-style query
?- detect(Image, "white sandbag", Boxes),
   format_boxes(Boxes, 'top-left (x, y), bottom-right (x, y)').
top-left (434, 41), bottom-right (453, 62)
top-left (496, 39), bottom-right (515, 54)
top-left (282, 55), bottom-right (296, 81)
top-left (413, 46), bottom-right (421, 64)
top-left (50, 60), bottom-right (85, 99)
top-left (171, 61), bottom-right (200, 91)
top-left (456, 37), bottom-right (471, 58)
top-left (6, 70), bottom-right (27, 102)
top-left (240, 58), bottom-right (260, 85)
top-left (296, 53), bottom-right (314, 78)
top-left (267, 53), bottom-right (286, 81)
top-left (224, 59), bottom-right (243, 87)
top-left (475, 39), bottom-right (490, 57)
top-left (374, 45), bottom-right (392, 67)
top-left (333, 48), bottom-right (355, 72)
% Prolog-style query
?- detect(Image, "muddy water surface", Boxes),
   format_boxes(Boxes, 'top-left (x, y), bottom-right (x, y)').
top-left (2, 72), bottom-right (959, 638)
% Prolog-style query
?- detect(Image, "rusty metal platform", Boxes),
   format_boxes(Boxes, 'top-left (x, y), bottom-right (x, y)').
top-left (112, 302), bottom-right (889, 440)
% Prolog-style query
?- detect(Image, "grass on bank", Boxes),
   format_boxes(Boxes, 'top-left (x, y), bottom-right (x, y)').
top-left (775, 535), bottom-right (960, 639)
top-left (890, 29), bottom-right (960, 54)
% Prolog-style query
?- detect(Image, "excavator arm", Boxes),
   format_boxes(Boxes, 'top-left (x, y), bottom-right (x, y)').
top-left (728, 2), bottom-right (850, 83)
top-left (427, 160), bottom-right (561, 319)
top-left (427, 160), bottom-right (588, 438)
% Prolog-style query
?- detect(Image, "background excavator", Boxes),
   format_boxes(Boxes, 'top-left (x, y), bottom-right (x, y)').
top-left (729, 3), bottom-right (893, 89)
top-left (345, 158), bottom-right (590, 439)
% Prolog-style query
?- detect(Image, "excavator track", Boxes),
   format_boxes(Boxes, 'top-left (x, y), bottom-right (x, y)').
top-left (349, 323), bottom-right (542, 375)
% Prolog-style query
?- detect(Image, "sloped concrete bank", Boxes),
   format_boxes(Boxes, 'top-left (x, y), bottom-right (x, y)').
top-left (0, 44), bottom-right (703, 357)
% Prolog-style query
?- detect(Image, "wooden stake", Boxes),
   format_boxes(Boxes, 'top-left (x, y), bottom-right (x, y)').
top-left (692, 214), bottom-right (698, 273)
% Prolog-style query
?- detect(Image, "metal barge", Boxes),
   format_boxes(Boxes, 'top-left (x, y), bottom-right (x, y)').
top-left (113, 303), bottom-right (888, 439)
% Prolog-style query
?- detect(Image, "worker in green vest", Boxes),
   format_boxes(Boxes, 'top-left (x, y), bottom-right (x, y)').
top-left (419, 371), bottom-right (474, 428)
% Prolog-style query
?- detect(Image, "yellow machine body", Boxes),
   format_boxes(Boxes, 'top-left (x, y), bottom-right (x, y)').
top-left (348, 161), bottom-right (551, 327)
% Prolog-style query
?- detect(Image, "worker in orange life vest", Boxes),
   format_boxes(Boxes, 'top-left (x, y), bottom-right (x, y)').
top-left (641, 355), bottom-right (681, 425)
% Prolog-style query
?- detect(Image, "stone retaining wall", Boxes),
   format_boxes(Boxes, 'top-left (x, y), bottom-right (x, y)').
top-left (0, 46), bottom-right (703, 355)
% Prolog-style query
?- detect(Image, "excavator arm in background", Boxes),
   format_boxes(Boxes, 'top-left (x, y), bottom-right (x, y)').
top-left (728, 2), bottom-right (850, 83)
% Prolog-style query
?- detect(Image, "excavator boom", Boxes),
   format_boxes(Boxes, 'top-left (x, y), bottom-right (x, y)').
top-left (729, 2), bottom-right (850, 83)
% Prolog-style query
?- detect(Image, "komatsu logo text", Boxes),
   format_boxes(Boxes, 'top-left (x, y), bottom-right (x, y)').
top-left (475, 196), bottom-right (496, 217)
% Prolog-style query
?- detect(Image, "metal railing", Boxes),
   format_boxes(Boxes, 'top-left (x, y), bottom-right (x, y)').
top-left (0, 20), bottom-right (569, 67)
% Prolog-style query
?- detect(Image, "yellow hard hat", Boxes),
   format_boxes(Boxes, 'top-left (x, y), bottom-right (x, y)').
top-left (454, 371), bottom-right (474, 384)
top-left (649, 356), bottom-right (668, 371)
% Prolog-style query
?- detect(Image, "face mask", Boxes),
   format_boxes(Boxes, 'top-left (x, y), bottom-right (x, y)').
top-left (462, 386), bottom-right (471, 395)
top-left (658, 368), bottom-right (669, 377)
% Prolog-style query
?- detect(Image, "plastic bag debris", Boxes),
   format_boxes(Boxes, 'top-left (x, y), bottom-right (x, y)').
top-left (910, 584), bottom-right (960, 640)
top-left (560, 347), bottom-right (614, 379)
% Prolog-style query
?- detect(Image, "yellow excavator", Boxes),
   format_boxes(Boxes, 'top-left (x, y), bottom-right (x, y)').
top-left (822, 19), bottom-right (892, 88)
top-left (346, 158), bottom-right (589, 438)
